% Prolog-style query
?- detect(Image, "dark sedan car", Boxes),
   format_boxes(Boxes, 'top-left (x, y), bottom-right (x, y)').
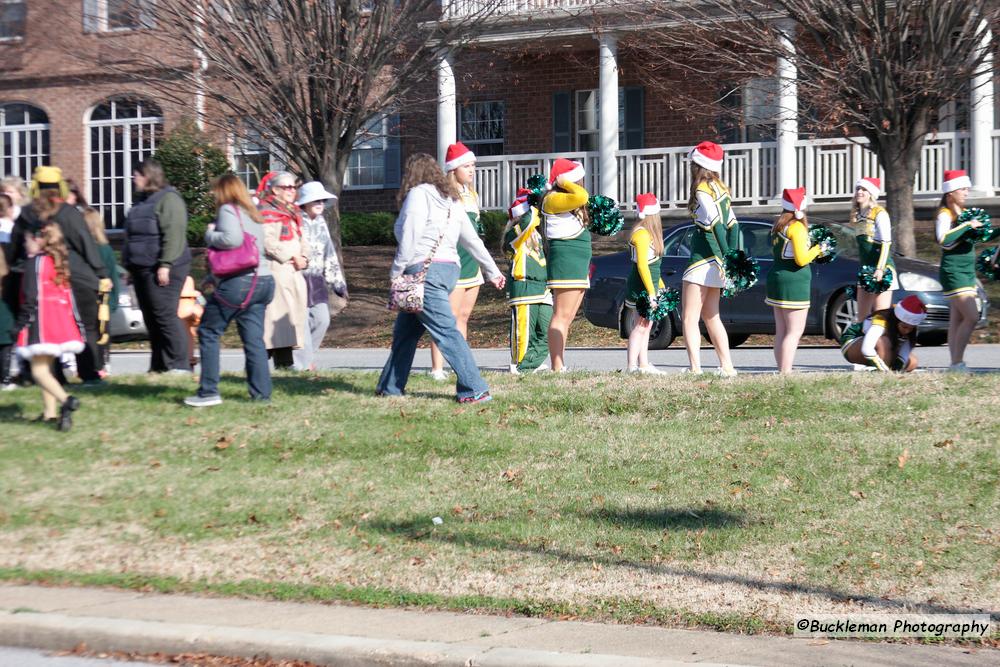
top-left (584, 218), bottom-right (990, 349)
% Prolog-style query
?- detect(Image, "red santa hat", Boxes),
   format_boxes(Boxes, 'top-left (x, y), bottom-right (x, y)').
top-left (635, 192), bottom-right (660, 219)
top-left (855, 177), bottom-right (881, 199)
top-left (549, 158), bottom-right (586, 186)
top-left (942, 169), bottom-right (971, 193)
top-left (894, 295), bottom-right (927, 326)
top-left (689, 141), bottom-right (724, 173)
top-left (509, 188), bottom-right (531, 220)
top-left (444, 142), bottom-right (476, 172)
top-left (781, 187), bottom-right (808, 220)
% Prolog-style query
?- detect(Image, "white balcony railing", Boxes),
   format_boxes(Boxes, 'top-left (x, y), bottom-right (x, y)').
top-left (443, 0), bottom-right (600, 20)
top-left (474, 131), bottom-right (998, 212)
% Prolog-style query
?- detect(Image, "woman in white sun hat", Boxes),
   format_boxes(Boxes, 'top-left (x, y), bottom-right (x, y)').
top-left (294, 181), bottom-right (347, 371)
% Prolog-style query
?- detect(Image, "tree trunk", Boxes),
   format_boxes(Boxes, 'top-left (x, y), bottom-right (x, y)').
top-left (320, 149), bottom-right (351, 263)
top-left (882, 150), bottom-right (922, 257)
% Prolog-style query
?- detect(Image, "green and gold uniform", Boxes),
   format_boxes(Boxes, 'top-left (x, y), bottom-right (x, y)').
top-left (854, 205), bottom-right (897, 290)
top-left (456, 187), bottom-right (485, 289)
top-left (765, 219), bottom-right (820, 310)
top-left (625, 227), bottom-right (665, 309)
top-left (504, 207), bottom-right (552, 372)
top-left (542, 181), bottom-right (592, 290)
top-left (936, 207), bottom-right (999, 299)
top-left (684, 180), bottom-right (734, 288)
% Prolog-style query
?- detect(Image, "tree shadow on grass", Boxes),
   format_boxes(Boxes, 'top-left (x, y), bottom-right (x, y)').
top-left (364, 513), bottom-right (995, 618)
top-left (0, 403), bottom-right (25, 423)
top-left (585, 507), bottom-right (747, 531)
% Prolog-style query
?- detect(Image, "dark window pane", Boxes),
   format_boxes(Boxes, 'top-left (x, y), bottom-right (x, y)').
top-left (90, 103), bottom-right (113, 122)
top-left (0, 2), bottom-right (26, 40)
top-left (114, 99), bottom-right (139, 119)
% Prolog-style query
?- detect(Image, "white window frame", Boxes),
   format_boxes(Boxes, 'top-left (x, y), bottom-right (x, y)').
top-left (344, 115), bottom-right (388, 191)
top-left (458, 100), bottom-right (505, 156)
top-left (86, 97), bottom-right (163, 228)
top-left (230, 131), bottom-right (274, 192)
top-left (0, 103), bottom-right (50, 179)
top-left (94, 0), bottom-right (142, 33)
top-left (574, 88), bottom-right (625, 151)
top-left (0, 0), bottom-right (26, 41)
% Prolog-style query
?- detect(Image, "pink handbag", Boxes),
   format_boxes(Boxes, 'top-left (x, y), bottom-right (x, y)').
top-left (206, 205), bottom-right (260, 278)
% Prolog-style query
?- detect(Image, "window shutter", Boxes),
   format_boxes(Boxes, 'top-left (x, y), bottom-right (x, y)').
top-left (552, 91), bottom-right (571, 153)
top-left (623, 86), bottom-right (644, 150)
top-left (82, 0), bottom-right (100, 32)
top-left (383, 113), bottom-right (401, 189)
top-left (138, 0), bottom-right (157, 29)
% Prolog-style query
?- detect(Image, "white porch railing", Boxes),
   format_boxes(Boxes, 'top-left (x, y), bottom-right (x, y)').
top-left (475, 131), bottom-right (995, 212)
top-left (443, 0), bottom-right (599, 20)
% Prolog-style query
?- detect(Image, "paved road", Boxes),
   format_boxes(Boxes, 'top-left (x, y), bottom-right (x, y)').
top-left (0, 647), bottom-right (145, 666)
top-left (106, 344), bottom-right (1000, 376)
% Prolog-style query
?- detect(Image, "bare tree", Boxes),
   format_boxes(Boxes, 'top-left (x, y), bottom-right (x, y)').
top-left (618, 0), bottom-right (998, 255)
top-left (97, 0), bottom-right (505, 246)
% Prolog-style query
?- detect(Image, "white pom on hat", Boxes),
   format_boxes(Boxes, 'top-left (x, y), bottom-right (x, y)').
top-left (894, 295), bottom-right (927, 326)
top-left (549, 158), bottom-right (586, 186)
top-left (635, 192), bottom-right (660, 219)
top-left (782, 187), bottom-right (808, 219)
top-left (444, 142), bottom-right (476, 172)
top-left (689, 141), bottom-right (724, 173)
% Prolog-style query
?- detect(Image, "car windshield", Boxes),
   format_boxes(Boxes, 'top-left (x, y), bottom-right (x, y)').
top-left (807, 216), bottom-right (860, 260)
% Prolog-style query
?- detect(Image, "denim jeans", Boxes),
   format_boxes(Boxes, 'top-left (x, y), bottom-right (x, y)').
top-left (376, 262), bottom-right (488, 400)
top-left (197, 273), bottom-right (275, 400)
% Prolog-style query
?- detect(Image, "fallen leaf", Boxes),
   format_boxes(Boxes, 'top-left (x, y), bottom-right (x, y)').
top-left (215, 435), bottom-right (232, 450)
top-left (897, 448), bottom-right (911, 468)
top-left (850, 490), bottom-right (866, 500)
top-left (153, 508), bottom-right (167, 518)
top-left (933, 439), bottom-right (954, 450)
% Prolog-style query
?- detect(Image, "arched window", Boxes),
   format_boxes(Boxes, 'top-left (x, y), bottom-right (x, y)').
top-left (0, 103), bottom-right (50, 179)
top-left (87, 96), bottom-right (163, 227)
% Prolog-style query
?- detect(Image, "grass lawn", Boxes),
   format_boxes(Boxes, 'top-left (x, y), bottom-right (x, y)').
top-left (1, 371), bottom-right (998, 637)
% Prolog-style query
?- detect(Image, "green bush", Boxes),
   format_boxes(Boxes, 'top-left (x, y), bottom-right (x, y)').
top-left (341, 212), bottom-right (397, 246)
top-left (154, 118), bottom-right (232, 247)
top-left (340, 210), bottom-right (509, 247)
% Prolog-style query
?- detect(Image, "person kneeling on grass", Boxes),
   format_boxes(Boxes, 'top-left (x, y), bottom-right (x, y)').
top-left (840, 295), bottom-right (927, 372)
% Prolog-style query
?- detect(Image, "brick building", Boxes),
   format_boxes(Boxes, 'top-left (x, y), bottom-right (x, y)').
top-left (1, 1), bottom-right (997, 224)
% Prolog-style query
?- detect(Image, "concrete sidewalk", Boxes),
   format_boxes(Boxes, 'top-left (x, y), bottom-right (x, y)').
top-left (0, 586), bottom-right (991, 667)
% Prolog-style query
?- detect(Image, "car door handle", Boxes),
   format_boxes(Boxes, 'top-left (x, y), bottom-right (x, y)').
top-left (663, 269), bottom-right (676, 276)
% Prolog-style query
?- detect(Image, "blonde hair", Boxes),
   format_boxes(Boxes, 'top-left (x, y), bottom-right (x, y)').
top-left (398, 154), bottom-right (459, 207)
top-left (687, 164), bottom-right (726, 214)
top-left (501, 209), bottom-right (540, 256)
top-left (772, 211), bottom-right (807, 237)
top-left (635, 214), bottom-right (664, 257)
top-left (849, 189), bottom-right (874, 225)
top-left (82, 208), bottom-right (108, 244)
top-left (213, 174), bottom-right (265, 224)
top-left (37, 223), bottom-right (71, 287)
top-left (0, 176), bottom-right (28, 205)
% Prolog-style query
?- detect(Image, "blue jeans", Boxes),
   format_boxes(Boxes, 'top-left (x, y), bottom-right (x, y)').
top-left (377, 262), bottom-right (488, 400)
top-left (197, 273), bottom-right (275, 400)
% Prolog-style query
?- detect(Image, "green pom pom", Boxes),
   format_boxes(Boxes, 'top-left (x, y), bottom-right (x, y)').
top-left (957, 208), bottom-right (993, 242)
top-left (809, 225), bottom-right (839, 264)
top-left (526, 174), bottom-right (548, 208)
top-left (636, 287), bottom-right (680, 321)
top-left (857, 265), bottom-right (894, 294)
top-left (977, 247), bottom-right (1000, 281)
top-left (586, 195), bottom-right (625, 236)
top-left (845, 285), bottom-right (857, 300)
top-left (722, 249), bottom-right (760, 298)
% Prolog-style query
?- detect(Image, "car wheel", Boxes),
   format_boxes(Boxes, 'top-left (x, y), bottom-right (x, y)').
top-left (728, 333), bottom-right (750, 348)
top-left (622, 307), bottom-right (676, 349)
top-left (826, 289), bottom-right (857, 340)
top-left (917, 331), bottom-right (947, 346)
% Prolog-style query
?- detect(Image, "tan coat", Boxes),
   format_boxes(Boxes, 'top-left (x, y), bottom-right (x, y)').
top-left (263, 221), bottom-right (308, 350)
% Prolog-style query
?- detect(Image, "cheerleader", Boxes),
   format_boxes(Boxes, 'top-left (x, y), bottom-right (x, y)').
top-left (542, 158), bottom-right (592, 372)
top-left (851, 177), bottom-right (896, 320)
top-left (14, 222), bottom-right (84, 430)
top-left (840, 295), bottom-right (926, 372)
top-left (429, 142), bottom-right (484, 381)
top-left (625, 193), bottom-right (666, 374)
top-left (503, 189), bottom-right (551, 374)
top-left (936, 170), bottom-right (998, 371)
top-left (765, 188), bottom-right (821, 374)
top-left (682, 141), bottom-right (737, 377)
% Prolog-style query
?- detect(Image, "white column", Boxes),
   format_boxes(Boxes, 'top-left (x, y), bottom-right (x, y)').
top-left (598, 34), bottom-right (619, 200)
top-left (970, 20), bottom-right (994, 196)
top-left (437, 52), bottom-right (457, 166)
top-left (775, 20), bottom-right (798, 196)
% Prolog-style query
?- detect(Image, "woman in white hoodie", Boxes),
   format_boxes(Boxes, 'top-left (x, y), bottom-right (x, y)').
top-left (376, 154), bottom-right (505, 403)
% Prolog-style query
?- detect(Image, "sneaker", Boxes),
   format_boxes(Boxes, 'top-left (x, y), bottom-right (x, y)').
top-left (184, 394), bottom-right (223, 408)
top-left (638, 365), bottom-right (666, 375)
top-left (626, 366), bottom-right (641, 374)
top-left (532, 363), bottom-right (550, 374)
top-left (946, 362), bottom-right (969, 373)
top-left (428, 369), bottom-right (449, 382)
top-left (80, 378), bottom-right (107, 388)
top-left (167, 368), bottom-right (193, 376)
top-left (714, 367), bottom-right (738, 378)
top-left (457, 391), bottom-right (492, 404)
top-left (58, 395), bottom-right (80, 432)
top-left (509, 364), bottom-right (521, 375)
top-left (680, 368), bottom-right (703, 375)
top-left (1, 380), bottom-right (17, 392)
top-left (852, 363), bottom-right (872, 372)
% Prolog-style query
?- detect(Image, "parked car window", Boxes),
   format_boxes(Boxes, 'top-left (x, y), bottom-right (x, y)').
top-left (741, 223), bottom-right (773, 261)
top-left (664, 226), bottom-right (694, 258)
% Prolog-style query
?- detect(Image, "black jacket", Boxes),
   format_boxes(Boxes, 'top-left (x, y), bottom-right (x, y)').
top-left (20, 203), bottom-right (108, 291)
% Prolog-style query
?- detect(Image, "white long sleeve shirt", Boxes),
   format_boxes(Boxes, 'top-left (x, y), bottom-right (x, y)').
top-left (390, 184), bottom-right (501, 280)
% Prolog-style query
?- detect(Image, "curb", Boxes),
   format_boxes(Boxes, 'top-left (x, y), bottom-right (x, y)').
top-left (0, 611), bottom-right (736, 667)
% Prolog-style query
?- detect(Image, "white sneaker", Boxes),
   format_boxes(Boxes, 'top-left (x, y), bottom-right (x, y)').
top-left (532, 363), bottom-right (550, 374)
top-left (509, 364), bottom-right (521, 375)
top-left (638, 365), bottom-right (666, 375)
top-left (428, 369), bottom-right (449, 381)
top-left (852, 363), bottom-right (872, 372)
top-left (626, 366), bottom-right (640, 374)
top-left (714, 367), bottom-right (738, 378)
top-left (680, 368), bottom-right (703, 375)
top-left (556, 366), bottom-right (570, 373)
top-left (946, 362), bottom-right (968, 373)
